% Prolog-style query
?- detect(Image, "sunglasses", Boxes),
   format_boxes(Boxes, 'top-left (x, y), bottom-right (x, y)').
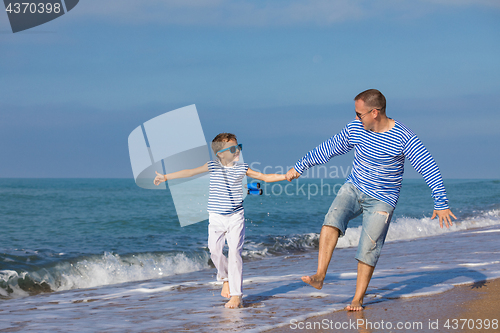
top-left (217, 143), bottom-right (243, 154)
top-left (356, 108), bottom-right (379, 120)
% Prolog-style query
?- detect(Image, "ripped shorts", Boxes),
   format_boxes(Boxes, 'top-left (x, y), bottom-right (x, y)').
top-left (324, 182), bottom-right (394, 267)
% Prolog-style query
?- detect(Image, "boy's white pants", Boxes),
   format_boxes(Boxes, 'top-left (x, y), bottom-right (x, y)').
top-left (208, 210), bottom-right (245, 297)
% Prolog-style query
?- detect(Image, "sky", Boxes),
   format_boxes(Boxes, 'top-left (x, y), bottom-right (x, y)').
top-left (1, 0), bottom-right (499, 179)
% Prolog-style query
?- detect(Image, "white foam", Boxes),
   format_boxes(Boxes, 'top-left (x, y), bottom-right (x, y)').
top-left (336, 208), bottom-right (500, 248)
top-left (1, 252), bottom-right (210, 299)
top-left (0, 270), bottom-right (29, 298)
top-left (471, 228), bottom-right (500, 233)
top-left (55, 252), bottom-right (210, 291)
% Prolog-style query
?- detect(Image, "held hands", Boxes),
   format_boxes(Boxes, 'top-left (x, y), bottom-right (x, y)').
top-left (285, 168), bottom-right (301, 182)
top-left (431, 208), bottom-right (457, 228)
top-left (153, 171), bottom-right (167, 186)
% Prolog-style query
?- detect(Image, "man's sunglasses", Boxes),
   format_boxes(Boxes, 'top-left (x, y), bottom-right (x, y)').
top-left (356, 108), bottom-right (380, 120)
top-left (217, 144), bottom-right (243, 154)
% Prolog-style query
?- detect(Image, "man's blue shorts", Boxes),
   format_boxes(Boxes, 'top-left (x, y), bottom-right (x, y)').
top-left (324, 182), bottom-right (394, 267)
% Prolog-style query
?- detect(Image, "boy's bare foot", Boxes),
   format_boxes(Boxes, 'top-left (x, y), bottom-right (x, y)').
top-left (221, 281), bottom-right (230, 299)
top-left (225, 296), bottom-right (243, 309)
top-left (301, 274), bottom-right (324, 290)
top-left (346, 300), bottom-right (363, 311)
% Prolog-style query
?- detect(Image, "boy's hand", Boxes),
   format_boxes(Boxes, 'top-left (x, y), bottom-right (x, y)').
top-left (154, 171), bottom-right (167, 186)
top-left (286, 168), bottom-right (301, 181)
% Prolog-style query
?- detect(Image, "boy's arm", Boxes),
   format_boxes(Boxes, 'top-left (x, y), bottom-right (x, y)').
top-left (246, 168), bottom-right (286, 183)
top-left (154, 163), bottom-right (209, 186)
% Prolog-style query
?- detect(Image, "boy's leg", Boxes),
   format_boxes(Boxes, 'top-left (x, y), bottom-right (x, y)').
top-left (224, 210), bottom-right (245, 308)
top-left (302, 183), bottom-right (362, 289)
top-left (208, 213), bottom-right (229, 297)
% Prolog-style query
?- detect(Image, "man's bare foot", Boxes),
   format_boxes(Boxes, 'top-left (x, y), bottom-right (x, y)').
top-left (221, 281), bottom-right (230, 299)
top-left (346, 300), bottom-right (363, 311)
top-left (225, 296), bottom-right (242, 309)
top-left (301, 274), bottom-right (324, 290)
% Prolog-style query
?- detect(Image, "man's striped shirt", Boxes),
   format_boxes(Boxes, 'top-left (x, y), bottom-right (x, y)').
top-left (294, 120), bottom-right (449, 210)
top-left (207, 160), bottom-right (249, 215)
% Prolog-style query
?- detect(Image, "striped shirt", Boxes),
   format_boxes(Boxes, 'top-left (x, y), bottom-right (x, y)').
top-left (207, 160), bottom-right (249, 215)
top-left (294, 120), bottom-right (449, 210)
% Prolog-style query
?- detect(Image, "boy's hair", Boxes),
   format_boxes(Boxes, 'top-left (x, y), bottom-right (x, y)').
top-left (354, 89), bottom-right (386, 113)
top-left (211, 133), bottom-right (237, 156)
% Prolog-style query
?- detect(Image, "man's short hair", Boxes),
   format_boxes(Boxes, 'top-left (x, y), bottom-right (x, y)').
top-left (354, 89), bottom-right (386, 113)
top-left (211, 133), bottom-right (237, 155)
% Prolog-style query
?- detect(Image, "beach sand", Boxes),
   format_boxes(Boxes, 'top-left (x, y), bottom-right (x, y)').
top-left (264, 278), bottom-right (500, 333)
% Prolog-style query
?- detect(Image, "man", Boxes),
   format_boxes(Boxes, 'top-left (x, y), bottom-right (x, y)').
top-left (286, 89), bottom-right (456, 311)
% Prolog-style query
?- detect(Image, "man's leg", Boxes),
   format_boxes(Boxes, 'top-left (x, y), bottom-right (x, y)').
top-left (302, 183), bottom-right (361, 289)
top-left (301, 225), bottom-right (339, 289)
top-left (346, 261), bottom-right (374, 311)
top-left (348, 196), bottom-right (394, 311)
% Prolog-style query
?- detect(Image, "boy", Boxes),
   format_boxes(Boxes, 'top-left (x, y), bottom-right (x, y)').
top-left (154, 133), bottom-right (286, 308)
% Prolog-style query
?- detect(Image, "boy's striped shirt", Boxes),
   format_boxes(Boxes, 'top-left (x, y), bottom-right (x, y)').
top-left (207, 160), bottom-right (249, 215)
top-left (294, 120), bottom-right (449, 210)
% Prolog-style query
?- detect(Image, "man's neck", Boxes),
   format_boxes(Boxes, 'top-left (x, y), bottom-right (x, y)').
top-left (371, 116), bottom-right (395, 133)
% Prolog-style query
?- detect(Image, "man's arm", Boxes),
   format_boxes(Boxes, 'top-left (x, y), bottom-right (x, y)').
top-left (154, 163), bottom-right (209, 186)
top-left (289, 124), bottom-right (353, 181)
top-left (247, 168), bottom-right (286, 183)
top-left (403, 136), bottom-right (457, 228)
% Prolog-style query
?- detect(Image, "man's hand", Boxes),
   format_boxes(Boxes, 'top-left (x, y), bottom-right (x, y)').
top-left (286, 168), bottom-right (301, 182)
top-left (154, 171), bottom-right (167, 186)
top-left (431, 208), bottom-right (457, 228)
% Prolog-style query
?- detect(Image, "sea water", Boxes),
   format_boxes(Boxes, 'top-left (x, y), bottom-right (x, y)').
top-left (1, 178), bottom-right (499, 331)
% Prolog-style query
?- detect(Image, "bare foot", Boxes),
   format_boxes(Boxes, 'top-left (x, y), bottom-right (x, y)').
top-left (346, 300), bottom-right (363, 311)
top-left (225, 296), bottom-right (242, 309)
top-left (221, 281), bottom-right (230, 299)
top-left (301, 274), bottom-right (324, 290)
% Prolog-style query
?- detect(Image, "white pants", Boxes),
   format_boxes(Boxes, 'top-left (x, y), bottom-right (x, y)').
top-left (208, 210), bottom-right (245, 297)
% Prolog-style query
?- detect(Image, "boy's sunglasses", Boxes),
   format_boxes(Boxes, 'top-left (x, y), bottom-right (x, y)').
top-left (217, 144), bottom-right (242, 154)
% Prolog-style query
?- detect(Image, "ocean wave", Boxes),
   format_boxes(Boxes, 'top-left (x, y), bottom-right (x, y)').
top-left (2, 209), bottom-right (499, 300)
top-left (243, 233), bottom-right (319, 259)
top-left (338, 208), bottom-right (500, 248)
top-left (244, 209), bottom-right (500, 254)
top-left (0, 251), bottom-right (209, 300)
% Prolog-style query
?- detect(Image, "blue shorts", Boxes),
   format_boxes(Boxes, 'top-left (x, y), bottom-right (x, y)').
top-left (324, 182), bottom-right (394, 267)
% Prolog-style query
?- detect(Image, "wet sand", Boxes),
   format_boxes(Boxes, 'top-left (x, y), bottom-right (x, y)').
top-left (264, 278), bottom-right (500, 333)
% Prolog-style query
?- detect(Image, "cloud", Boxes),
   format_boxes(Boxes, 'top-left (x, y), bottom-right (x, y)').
top-left (67, 0), bottom-right (499, 27)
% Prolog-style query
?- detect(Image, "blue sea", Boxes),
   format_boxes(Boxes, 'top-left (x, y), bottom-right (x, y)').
top-left (1, 178), bottom-right (500, 332)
